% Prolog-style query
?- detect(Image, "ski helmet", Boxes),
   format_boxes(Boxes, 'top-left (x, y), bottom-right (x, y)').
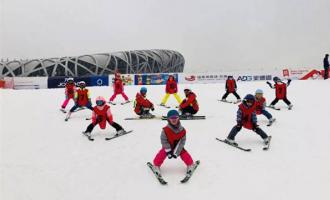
top-left (273, 76), bottom-right (280, 82)
top-left (140, 87), bottom-right (147, 94)
top-left (95, 96), bottom-right (106, 106)
top-left (184, 88), bottom-right (191, 93)
top-left (67, 78), bottom-right (74, 83)
top-left (78, 81), bottom-right (86, 88)
top-left (255, 89), bottom-right (263, 94)
top-left (167, 109), bottom-right (180, 119)
top-left (243, 94), bottom-right (255, 105)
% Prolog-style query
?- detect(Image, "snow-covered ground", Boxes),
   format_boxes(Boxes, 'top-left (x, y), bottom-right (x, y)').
top-left (1, 80), bottom-right (330, 200)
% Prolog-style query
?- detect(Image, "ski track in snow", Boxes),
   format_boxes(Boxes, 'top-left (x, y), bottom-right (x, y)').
top-left (1, 80), bottom-right (330, 200)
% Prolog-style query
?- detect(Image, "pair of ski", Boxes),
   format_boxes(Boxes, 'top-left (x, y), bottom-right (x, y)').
top-left (147, 160), bottom-right (200, 185)
top-left (125, 115), bottom-right (159, 120)
top-left (161, 115), bottom-right (206, 120)
top-left (266, 105), bottom-right (281, 111)
top-left (215, 136), bottom-right (272, 152)
top-left (124, 115), bottom-right (206, 120)
top-left (109, 101), bottom-right (131, 106)
top-left (82, 130), bottom-right (133, 141)
top-left (218, 99), bottom-right (241, 104)
top-left (158, 104), bottom-right (179, 109)
top-left (60, 107), bottom-right (85, 114)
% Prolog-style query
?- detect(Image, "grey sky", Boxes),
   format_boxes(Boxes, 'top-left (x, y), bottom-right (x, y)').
top-left (1, 0), bottom-right (330, 72)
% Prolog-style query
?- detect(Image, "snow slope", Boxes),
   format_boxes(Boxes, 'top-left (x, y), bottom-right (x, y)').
top-left (1, 80), bottom-right (330, 200)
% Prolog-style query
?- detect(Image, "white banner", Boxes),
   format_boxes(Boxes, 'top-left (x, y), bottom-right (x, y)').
top-left (179, 70), bottom-right (281, 84)
top-left (13, 77), bottom-right (48, 89)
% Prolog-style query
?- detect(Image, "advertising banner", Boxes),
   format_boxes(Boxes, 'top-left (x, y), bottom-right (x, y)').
top-left (109, 74), bottom-right (135, 86)
top-left (13, 77), bottom-right (48, 89)
top-left (179, 72), bottom-right (275, 84)
top-left (282, 68), bottom-right (325, 80)
top-left (134, 73), bottom-right (178, 85)
top-left (48, 76), bottom-right (109, 88)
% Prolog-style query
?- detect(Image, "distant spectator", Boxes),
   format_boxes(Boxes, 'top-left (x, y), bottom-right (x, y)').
top-left (323, 54), bottom-right (329, 79)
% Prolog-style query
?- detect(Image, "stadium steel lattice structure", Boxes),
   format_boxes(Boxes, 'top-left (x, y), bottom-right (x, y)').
top-left (0, 49), bottom-right (185, 77)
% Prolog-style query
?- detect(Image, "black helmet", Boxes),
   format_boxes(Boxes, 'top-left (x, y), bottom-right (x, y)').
top-left (243, 94), bottom-right (255, 106)
top-left (273, 76), bottom-right (280, 82)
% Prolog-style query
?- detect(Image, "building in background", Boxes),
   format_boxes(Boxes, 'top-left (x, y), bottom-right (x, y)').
top-left (0, 49), bottom-right (185, 77)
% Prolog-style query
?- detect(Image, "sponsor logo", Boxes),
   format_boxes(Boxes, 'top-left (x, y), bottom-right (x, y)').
top-left (185, 75), bottom-right (196, 81)
top-left (237, 76), bottom-right (253, 81)
top-left (96, 79), bottom-right (103, 86)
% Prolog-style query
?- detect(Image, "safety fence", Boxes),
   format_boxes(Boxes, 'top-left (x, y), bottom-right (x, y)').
top-left (0, 67), bottom-right (327, 89)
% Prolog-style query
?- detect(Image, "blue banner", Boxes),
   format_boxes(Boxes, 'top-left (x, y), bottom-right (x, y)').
top-left (47, 76), bottom-right (109, 88)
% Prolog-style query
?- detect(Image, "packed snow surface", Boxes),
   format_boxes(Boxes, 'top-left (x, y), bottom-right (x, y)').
top-left (1, 80), bottom-right (330, 200)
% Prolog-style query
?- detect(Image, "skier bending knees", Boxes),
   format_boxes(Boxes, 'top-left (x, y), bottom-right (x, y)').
top-left (152, 110), bottom-right (197, 174)
top-left (225, 94), bottom-right (271, 146)
top-left (83, 96), bottom-right (125, 137)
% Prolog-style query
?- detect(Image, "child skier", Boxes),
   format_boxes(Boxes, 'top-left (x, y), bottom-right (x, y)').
top-left (179, 88), bottom-right (199, 116)
top-left (255, 89), bottom-right (275, 125)
top-left (267, 77), bottom-right (293, 109)
top-left (224, 94), bottom-right (271, 146)
top-left (65, 81), bottom-right (93, 121)
top-left (150, 110), bottom-right (198, 177)
top-left (109, 72), bottom-right (130, 105)
top-left (160, 75), bottom-right (182, 107)
top-left (221, 76), bottom-right (241, 102)
top-left (82, 96), bottom-right (126, 140)
top-left (134, 87), bottom-right (155, 118)
top-left (60, 78), bottom-right (76, 113)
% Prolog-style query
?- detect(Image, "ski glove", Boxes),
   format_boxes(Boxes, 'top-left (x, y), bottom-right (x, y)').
top-left (151, 107), bottom-right (155, 111)
top-left (96, 116), bottom-right (103, 123)
top-left (166, 151), bottom-right (177, 159)
top-left (287, 79), bottom-right (292, 86)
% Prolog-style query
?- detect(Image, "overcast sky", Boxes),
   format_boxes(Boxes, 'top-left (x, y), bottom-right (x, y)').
top-left (1, 0), bottom-right (330, 72)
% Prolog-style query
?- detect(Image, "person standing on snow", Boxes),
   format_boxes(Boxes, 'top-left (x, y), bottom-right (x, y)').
top-left (82, 96), bottom-right (126, 140)
top-left (224, 94), bottom-right (271, 146)
top-left (267, 77), bottom-right (293, 110)
top-left (221, 76), bottom-right (241, 103)
top-left (109, 72), bottom-right (130, 105)
top-left (160, 75), bottom-right (182, 107)
top-left (150, 110), bottom-right (198, 176)
top-left (323, 54), bottom-right (329, 80)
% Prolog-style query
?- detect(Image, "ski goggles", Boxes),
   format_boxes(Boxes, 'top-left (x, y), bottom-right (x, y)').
top-left (168, 115), bottom-right (179, 120)
top-left (96, 100), bottom-right (105, 106)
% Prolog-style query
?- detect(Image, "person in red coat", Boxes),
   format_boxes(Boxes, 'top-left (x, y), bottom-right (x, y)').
top-left (221, 76), bottom-right (241, 102)
top-left (109, 72), bottom-right (129, 104)
top-left (65, 81), bottom-right (93, 121)
top-left (82, 96), bottom-right (126, 139)
top-left (267, 77), bottom-right (293, 109)
top-left (151, 110), bottom-right (198, 175)
top-left (160, 75), bottom-right (182, 106)
top-left (225, 94), bottom-right (270, 146)
top-left (179, 88), bottom-right (199, 116)
top-left (134, 87), bottom-right (155, 118)
top-left (255, 89), bottom-right (275, 124)
top-left (60, 78), bottom-right (76, 112)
